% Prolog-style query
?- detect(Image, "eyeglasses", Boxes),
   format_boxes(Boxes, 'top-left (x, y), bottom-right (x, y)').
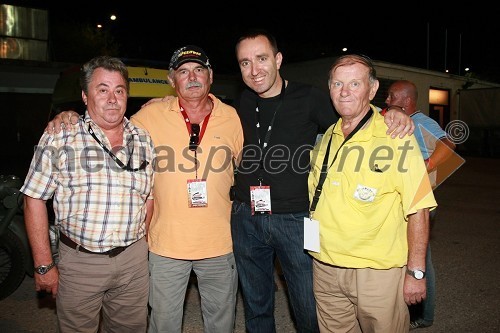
top-left (126, 160), bottom-right (149, 172)
top-left (88, 124), bottom-right (149, 172)
top-left (189, 123), bottom-right (200, 151)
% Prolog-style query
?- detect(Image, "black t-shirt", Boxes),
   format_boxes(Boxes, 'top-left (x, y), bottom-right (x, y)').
top-left (233, 81), bottom-right (338, 213)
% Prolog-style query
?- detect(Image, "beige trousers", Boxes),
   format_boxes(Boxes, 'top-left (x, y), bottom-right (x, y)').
top-left (313, 259), bottom-right (409, 333)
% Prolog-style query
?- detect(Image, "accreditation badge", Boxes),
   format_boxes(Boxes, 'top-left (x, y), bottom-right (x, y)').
top-left (187, 179), bottom-right (208, 208)
top-left (250, 185), bottom-right (272, 215)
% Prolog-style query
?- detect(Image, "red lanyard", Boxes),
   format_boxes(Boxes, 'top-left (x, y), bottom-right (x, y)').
top-left (179, 107), bottom-right (211, 144)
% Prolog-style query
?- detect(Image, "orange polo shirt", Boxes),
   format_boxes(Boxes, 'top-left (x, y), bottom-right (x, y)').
top-left (131, 94), bottom-right (243, 260)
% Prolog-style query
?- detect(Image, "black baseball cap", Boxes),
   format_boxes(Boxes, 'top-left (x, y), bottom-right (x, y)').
top-left (169, 45), bottom-right (211, 70)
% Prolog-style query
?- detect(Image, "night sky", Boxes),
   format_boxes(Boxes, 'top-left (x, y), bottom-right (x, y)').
top-left (7, 1), bottom-right (500, 83)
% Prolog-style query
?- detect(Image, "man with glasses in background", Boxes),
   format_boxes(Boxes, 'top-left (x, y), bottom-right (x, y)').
top-left (131, 45), bottom-right (243, 333)
top-left (21, 56), bottom-right (155, 332)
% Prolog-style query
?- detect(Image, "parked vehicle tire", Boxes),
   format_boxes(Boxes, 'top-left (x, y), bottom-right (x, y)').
top-left (0, 228), bottom-right (29, 300)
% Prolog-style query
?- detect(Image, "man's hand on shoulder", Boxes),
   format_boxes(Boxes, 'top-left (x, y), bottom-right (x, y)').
top-left (383, 106), bottom-right (415, 138)
top-left (45, 111), bottom-right (79, 134)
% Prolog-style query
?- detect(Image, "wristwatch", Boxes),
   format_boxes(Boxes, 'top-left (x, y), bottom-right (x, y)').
top-left (34, 262), bottom-right (56, 275)
top-left (406, 268), bottom-right (426, 280)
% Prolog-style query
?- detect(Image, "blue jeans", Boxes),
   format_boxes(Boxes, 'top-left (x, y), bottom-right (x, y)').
top-left (231, 201), bottom-right (319, 333)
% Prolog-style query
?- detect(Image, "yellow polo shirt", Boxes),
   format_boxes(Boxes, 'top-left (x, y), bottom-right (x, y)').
top-left (308, 106), bottom-right (437, 269)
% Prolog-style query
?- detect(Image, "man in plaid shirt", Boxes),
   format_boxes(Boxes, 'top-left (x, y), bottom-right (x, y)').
top-left (21, 56), bottom-right (155, 332)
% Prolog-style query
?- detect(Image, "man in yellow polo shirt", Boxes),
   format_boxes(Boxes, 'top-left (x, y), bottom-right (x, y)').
top-left (308, 54), bottom-right (437, 333)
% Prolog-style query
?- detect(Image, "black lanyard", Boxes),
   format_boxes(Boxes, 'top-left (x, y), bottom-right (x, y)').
top-left (309, 109), bottom-right (374, 215)
top-left (88, 124), bottom-right (148, 172)
top-left (254, 78), bottom-right (286, 185)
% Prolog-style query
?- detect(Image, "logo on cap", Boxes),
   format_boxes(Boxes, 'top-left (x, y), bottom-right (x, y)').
top-left (169, 45), bottom-right (211, 70)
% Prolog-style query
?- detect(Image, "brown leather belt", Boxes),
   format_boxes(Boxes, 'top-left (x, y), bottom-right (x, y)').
top-left (59, 232), bottom-right (128, 258)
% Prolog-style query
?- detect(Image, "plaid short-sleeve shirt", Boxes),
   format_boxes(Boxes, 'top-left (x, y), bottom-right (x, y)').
top-left (21, 112), bottom-right (155, 252)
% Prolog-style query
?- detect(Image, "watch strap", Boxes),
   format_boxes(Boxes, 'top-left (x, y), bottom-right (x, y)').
top-left (406, 268), bottom-right (426, 279)
top-left (35, 262), bottom-right (56, 274)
